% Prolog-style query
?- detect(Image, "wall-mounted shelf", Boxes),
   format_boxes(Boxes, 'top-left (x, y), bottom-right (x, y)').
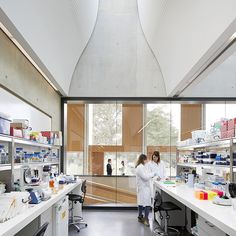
top-left (176, 138), bottom-right (236, 181)
top-left (177, 138), bottom-right (236, 150)
top-left (0, 164), bottom-right (11, 171)
top-left (14, 160), bottom-right (59, 169)
top-left (0, 133), bottom-right (61, 191)
top-left (0, 134), bottom-right (61, 149)
top-left (177, 162), bottom-right (236, 170)
top-left (0, 134), bottom-right (12, 143)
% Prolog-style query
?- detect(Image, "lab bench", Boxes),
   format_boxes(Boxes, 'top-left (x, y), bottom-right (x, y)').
top-left (154, 181), bottom-right (236, 236)
top-left (0, 181), bottom-right (81, 236)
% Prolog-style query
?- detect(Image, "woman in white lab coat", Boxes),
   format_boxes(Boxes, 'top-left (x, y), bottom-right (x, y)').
top-left (148, 151), bottom-right (166, 180)
top-left (147, 151), bottom-right (167, 200)
top-left (136, 154), bottom-right (156, 227)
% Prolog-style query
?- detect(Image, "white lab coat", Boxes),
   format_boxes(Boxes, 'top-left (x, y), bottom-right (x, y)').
top-left (119, 165), bottom-right (125, 175)
top-left (136, 164), bottom-right (154, 206)
top-left (147, 160), bottom-right (166, 180)
top-left (147, 160), bottom-right (167, 198)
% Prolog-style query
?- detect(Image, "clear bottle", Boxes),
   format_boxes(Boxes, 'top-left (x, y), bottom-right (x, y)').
top-left (0, 145), bottom-right (7, 164)
top-left (41, 150), bottom-right (47, 162)
top-left (15, 147), bottom-right (24, 163)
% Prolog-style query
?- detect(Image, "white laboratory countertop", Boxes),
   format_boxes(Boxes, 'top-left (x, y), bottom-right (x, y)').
top-left (0, 180), bottom-right (82, 236)
top-left (154, 181), bottom-right (236, 236)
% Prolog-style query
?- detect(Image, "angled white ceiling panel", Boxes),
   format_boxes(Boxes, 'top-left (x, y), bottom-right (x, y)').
top-left (181, 46), bottom-right (236, 97)
top-left (138, 0), bottom-right (236, 96)
top-left (0, 0), bottom-right (98, 95)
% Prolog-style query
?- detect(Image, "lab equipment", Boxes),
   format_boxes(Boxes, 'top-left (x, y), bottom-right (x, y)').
top-left (28, 189), bottom-right (41, 204)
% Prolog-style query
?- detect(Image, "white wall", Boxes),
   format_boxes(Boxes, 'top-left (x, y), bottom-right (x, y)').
top-left (0, 0), bottom-right (99, 95)
top-left (69, 0), bottom-right (166, 97)
top-left (0, 29), bottom-right (60, 130)
top-left (138, 0), bottom-right (236, 96)
top-left (0, 87), bottom-right (51, 131)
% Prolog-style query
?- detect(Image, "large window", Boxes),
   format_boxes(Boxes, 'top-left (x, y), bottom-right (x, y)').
top-left (205, 103), bottom-right (236, 130)
top-left (146, 104), bottom-right (180, 176)
top-left (88, 104), bottom-right (122, 145)
top-left (66, 102), bottom-right (180, 205)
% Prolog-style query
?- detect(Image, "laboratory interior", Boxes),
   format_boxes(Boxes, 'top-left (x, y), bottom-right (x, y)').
top-left (0, 1), bottom-right (236, 236)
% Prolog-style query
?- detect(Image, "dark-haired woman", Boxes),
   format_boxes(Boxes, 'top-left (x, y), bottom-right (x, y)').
top-left (136, 154), bottom-right (155, 227)
top-left (148, 151), bottom-right (166, 180)
top-left (147, 151), bottom-right (167, 202)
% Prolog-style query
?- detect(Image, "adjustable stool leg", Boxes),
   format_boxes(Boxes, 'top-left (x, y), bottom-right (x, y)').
top-left (164, 211), bottom-right (180, 235)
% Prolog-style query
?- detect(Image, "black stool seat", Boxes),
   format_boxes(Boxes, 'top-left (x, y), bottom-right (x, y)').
top-left (155, 201), bottom-right (181, 212)
top-left (154, 191), bottom-right (181, 235)
top-left (68, 193), bottom-right (83, 202)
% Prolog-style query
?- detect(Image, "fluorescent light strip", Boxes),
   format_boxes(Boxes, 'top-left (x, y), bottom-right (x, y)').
top-left (232, 32), bottom-right (236, 39)
top-left (0, 22), bottom-right (58, 92)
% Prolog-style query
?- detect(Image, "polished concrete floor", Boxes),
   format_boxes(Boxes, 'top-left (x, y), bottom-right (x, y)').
top-left (69, 209), bottom-right (192, 236)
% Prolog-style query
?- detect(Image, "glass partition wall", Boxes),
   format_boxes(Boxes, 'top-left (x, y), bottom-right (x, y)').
top-left (64, 100), bottom-right (236, 206)
top-left (64, 101), bottom-right (181, 206)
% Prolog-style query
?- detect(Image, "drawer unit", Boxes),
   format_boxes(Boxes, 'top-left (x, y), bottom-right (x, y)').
top-left (197, 216), bottom-right (226, 236)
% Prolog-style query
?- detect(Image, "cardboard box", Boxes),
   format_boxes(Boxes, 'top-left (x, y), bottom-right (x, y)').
top-left (227, 129), bottom-right (235, 138)
top-left (220, 131), bottom-right (228, 139)
top-left (11, 123), bottom-right (25, 129)
top-left (228, 118), bottom-right (236, 130)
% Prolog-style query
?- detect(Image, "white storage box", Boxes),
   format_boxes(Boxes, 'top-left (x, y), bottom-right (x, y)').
top-left (0, 113), bottom-right (11, 135)
top-left (191, 130), bottom-right (206, 143)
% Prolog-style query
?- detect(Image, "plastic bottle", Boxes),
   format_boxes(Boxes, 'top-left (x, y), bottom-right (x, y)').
top-left (0, 145), bottom-right (7, 164)
top-left (49, 176), bottom-right (54, 188)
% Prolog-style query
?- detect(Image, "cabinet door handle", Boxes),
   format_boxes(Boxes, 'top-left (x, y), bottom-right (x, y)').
top-left (205, 220), bottom-right (215, 228)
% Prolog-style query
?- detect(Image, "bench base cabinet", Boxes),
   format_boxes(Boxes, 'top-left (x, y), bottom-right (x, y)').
top-left (197, 216), bottom-right (226, 236)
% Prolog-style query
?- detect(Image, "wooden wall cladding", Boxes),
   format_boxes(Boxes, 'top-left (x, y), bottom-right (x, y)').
top-left (67, 104), bottom-right (85, 151)
top-left (181, 104), bottom-right (202, 141)
top-left (122, 104), bottom-right (143, 151)
top-left (147, 146), bottom-right (177, 160)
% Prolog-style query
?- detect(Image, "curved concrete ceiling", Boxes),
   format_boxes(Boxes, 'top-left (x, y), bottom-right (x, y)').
top-left (69, 0), bottom-right (166, 97)
top-left (0, 0), bottom-right (99, 95)
top-left (1, 0), bottom-right (236, 98)
top-left (138, 0), bottom-right (236, 96)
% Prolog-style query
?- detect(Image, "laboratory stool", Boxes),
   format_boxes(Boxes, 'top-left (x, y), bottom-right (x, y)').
top-left (33, 222), bottom-right (49, 236)
top-left (68, 180), bottom-right (88, 232)
top-left (154, 191), bottom-right (181, 235)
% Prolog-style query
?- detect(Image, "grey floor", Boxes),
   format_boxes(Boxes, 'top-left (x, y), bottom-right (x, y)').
top-left (69, 209), bottom-right (192, 236)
